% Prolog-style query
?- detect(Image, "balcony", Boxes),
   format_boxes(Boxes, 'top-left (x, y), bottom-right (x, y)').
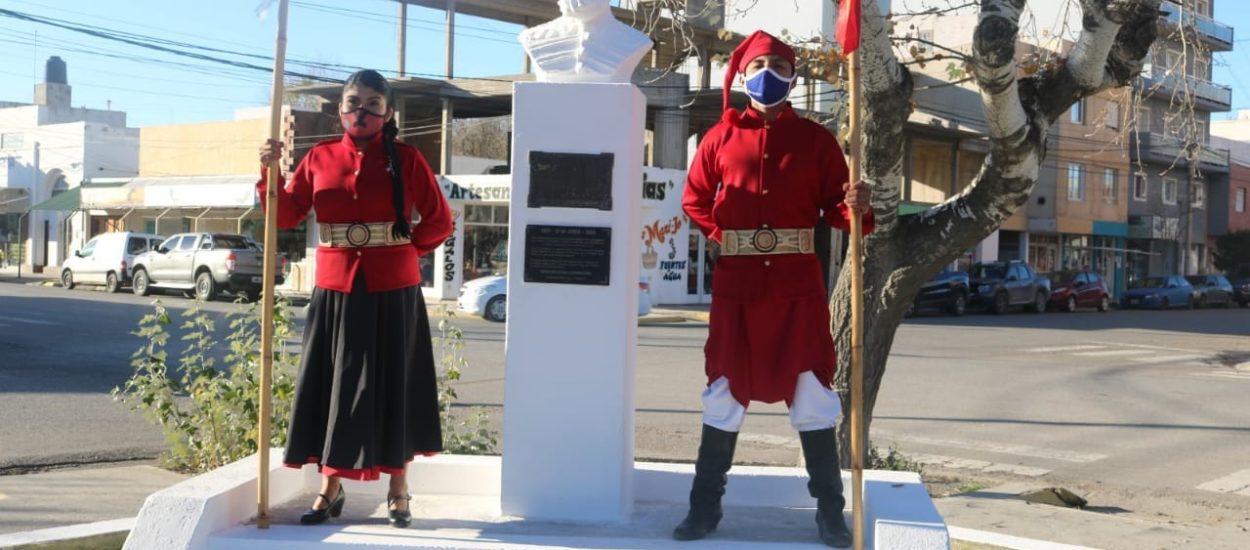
top-left (1129, 133), bottom-right (1230, 174)
top-left (1159, 1), bottom-right (1234, 52)
top-left (1137, 68), bottom-right (1232, 112)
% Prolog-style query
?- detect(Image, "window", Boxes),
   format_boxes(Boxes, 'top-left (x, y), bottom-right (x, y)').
top-left (1237, 187), bottom-right (1246, 213)
top-left (1193, 179), bottom-right (1205, 208)
top-left (1163, 177), bottom-right (1178, 204)
top-left (1068, 163), bottom-right (1085, 201)
top-left (1196, 0), bottom-right (1210, 17)
top-left (1133, 173), bottom-right (1148, 201)
top-left (1165, 48), bottom-right (1182, 72)
top-left (1137, 106), bottom-right (1151, 132)
top-left (176, 235), bottom-right (198, 251)
top-left (127, 237), bottom-right (149, 255)
top-left (1103, 168), bottom-right (1118, 204)
top-left (0, 132), bottom-right (23, 149)
top-left (1071, 99), bottom-right (1085, 124)
top-left (1195, 54), bottom-right (1210, 80)
top-left (80, 238), bottom-right (99, 258)
top-left (1105, 102), bottom-right (1120, 129)
top-left (1196, 120), bottom-right (1207, 140)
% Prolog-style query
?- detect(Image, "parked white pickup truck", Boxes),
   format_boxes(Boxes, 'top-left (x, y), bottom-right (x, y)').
top-left (130, 233), bottom-right (284, 302)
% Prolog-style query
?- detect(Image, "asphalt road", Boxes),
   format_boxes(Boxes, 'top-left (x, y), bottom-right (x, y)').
top-left (2, 276), bottom-right (1249, 516)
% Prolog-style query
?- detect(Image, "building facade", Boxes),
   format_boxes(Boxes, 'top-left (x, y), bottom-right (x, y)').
top-left (0, 57), bottom-right (139, 271)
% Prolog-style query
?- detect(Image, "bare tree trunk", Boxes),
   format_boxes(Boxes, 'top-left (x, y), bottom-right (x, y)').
top-left (830, 0), bottom-right (1161, 465)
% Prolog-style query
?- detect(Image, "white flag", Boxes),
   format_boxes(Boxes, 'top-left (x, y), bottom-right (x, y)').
top-left (255, 0), bottom-right (276, 21)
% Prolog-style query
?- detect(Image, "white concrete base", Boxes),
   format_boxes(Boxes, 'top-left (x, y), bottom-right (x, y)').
top-left (124, 451), bottom-right (949, 549)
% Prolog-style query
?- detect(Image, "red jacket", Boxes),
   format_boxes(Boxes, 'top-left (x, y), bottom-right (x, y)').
top-left (257, 132), bottom-right (452, 293)
top-left (682, 105), bottom-right (875, 405)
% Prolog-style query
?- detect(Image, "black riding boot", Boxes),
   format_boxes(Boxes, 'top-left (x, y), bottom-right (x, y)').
top-left (800, 428), bottom-right (853, 548)
top-left (673, 424), bottom-right (738, 541)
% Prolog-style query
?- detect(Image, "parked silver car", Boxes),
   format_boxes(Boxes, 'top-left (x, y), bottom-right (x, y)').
top-left (61, 232), bottom-right (165, 293)
top-left (131, 233), bottom-right (283, 302)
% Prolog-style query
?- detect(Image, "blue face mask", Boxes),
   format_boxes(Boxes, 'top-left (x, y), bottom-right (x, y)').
top-left (743, 68), bottom-right (795, 108)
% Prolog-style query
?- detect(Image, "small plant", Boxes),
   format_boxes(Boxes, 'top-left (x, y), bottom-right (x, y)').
top-left (433, 307), bottom-right (499, 455)
top-left (869, 445), bottom-right (923, 474)
top-left (958, 481), bottom-right (988, 494)
top-left (113, 298), bottom-right (298, 472)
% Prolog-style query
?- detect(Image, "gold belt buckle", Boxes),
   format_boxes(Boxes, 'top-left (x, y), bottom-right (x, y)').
top-left (752, 228), bottom-right (778, 253)
top-left (345, 223), bottom-right (372, 247)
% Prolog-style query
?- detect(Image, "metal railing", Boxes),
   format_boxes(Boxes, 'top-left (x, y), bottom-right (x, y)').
top-left (1159, 2), bottom-right (1235, 47)
top-left (1133, 133), bottom-right (1231, 170)
top-left (1139, 68), bottom-right (1233, 109)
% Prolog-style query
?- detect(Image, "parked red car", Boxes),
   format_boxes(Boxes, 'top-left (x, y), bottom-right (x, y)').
top-left (1048, 270), bottom-right (1111, 312)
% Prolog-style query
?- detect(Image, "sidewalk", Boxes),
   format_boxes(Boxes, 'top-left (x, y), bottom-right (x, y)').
top-left (0, 266), bottom-right (55, 286)
top-left (5, 467), bottom-right (1225, 550)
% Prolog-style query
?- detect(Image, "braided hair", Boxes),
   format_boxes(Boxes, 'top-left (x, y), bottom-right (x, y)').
top-left (343, 70), bottom-right (411, 240)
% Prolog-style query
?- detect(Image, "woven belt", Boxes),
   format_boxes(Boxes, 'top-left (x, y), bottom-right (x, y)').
top-left (721, 227), bottom-right (814, 256)
top-left (317, 222), bottom-right (410, 248)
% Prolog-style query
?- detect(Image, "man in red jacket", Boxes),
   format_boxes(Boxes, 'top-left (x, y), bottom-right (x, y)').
top-left (673, 31), bottom-right (873, 548)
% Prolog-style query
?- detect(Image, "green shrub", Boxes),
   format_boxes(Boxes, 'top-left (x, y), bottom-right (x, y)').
top-left (114, 299), bottom-right (498, 473)
top-left (112, 299), bottom-right (298, 472)
top-left (433, 308), bottom-right (499, 455)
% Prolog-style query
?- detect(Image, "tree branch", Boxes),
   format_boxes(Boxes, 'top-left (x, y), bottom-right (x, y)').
top-left (1027, 0), bottom-right (1161, 123)
top-left (1067, 0), bottom-right (1125, 90)
top-left (857, 0), bottom-right (913, 237)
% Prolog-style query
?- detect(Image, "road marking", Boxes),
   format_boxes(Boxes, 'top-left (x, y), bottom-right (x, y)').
top-left (736, 433), bottom-right (799, 448)
top-left (909, 453), bottom-right (1050, 477)
top-left (1087, 341), bottom-right (1204, 354)
top-left (1196, 468), bottom-right (1250, 496)
top-left (0, 315), bottom-right (56, 326)
top-left (1073, 349), bottom-right (1155, 357)
top-left (874, 431), bottom-right (1107, 463)
top-left (1026, 345), bottom-right (1105, 353)
top-left (1129, 354), bottom-right (1207, 364)
top-left (1190, 372), bottom-right (1250, 382)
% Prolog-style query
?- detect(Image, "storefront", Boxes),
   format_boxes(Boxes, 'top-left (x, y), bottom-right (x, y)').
top-left (429, 168), bottom-right (712, 305)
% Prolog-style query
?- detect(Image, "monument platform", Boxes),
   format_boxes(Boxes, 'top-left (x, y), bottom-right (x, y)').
top-left (124, 452), bottom-right (950, 549)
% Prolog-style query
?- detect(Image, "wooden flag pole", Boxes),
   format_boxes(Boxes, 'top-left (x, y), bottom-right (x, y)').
top-left (257, 0), bottom-right (290, 530)
top-left (846, 30), bottom-right (867, 550)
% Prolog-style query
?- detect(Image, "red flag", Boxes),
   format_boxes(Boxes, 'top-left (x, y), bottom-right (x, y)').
top-left (837, 0), bottom-right (861, 55)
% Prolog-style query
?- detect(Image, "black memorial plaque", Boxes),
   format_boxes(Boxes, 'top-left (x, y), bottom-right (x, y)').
top-left (528, 151), bottom-right (614, 211)
top-left (523, 225), bottom-right (612, 286)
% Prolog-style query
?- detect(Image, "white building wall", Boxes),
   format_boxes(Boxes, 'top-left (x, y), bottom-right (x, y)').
top-left (0, 102), bottom-right (138, 269)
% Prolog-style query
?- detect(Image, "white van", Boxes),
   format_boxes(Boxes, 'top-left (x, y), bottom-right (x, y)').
top-left (61, 232), bottom-right (165, 293)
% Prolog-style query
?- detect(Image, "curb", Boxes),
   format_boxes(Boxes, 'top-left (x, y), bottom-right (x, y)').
top-left (0, 518), bottom-right (133, 550)
top-left (638, 315), bottom-right (688, 325)
top-left (0, 518), bottom-right (1099, 550)
top-left (947, 525), bottom-right (1099, 550)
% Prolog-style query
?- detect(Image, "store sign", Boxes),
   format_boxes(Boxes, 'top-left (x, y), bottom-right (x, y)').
top-left (444, 210), bottom-right (461, 282)
top-left (446, 182), bottom-right (512, 202)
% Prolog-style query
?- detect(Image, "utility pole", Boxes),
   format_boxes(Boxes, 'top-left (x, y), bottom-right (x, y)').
top-left (397, 2), bottom-right (407, 77)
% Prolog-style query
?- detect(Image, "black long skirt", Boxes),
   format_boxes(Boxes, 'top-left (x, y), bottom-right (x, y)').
top-left (282, 271), bottom-right (442, 481)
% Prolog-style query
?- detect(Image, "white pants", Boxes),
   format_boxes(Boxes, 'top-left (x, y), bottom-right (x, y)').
top-left (701, 372), bottom-right (843, 433)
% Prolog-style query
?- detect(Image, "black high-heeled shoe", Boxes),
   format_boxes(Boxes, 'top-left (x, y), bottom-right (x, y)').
top-left (300, 486), bottom-right (346, 525)
top-left (387, 494), bottom-right (412, 528)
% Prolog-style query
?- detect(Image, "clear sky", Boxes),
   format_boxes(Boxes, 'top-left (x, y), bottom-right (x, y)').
top-left (0, 0), bottom-right (528, 127)
top-left (0, 0), bottom-right (1246, 128)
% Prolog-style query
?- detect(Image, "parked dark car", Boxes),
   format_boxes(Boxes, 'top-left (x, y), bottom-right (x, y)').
top-left (1231, 264), bottom-right (1250, 307)
top-left (908, 267), bottom-right (969, 316)
top-left (1185, 274), bottom-right (1235, 308)
top-left (969, 260), bottom-right (1051, 314)
top-left (1120, 275), bottom-right (1193, 309)
top-left (1048, 270), bottom-right (1111, 312)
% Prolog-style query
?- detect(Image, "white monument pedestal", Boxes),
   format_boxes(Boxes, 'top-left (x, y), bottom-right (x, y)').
top-left (501, 81), bottom-right (646, 523)
top-left (124, 452), bottom-right (952, 550)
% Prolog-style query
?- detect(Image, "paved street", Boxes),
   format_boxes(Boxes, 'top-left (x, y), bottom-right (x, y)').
top-left (2, 276), bottom-right (1249, 541)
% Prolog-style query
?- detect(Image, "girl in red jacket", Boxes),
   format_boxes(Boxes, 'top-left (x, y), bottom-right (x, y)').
top-left (258, 69), bottom-right (452, 528)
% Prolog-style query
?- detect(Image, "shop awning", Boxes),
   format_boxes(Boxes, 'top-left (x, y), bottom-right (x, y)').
top-left (28, 186), bottom-right (81, 213)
